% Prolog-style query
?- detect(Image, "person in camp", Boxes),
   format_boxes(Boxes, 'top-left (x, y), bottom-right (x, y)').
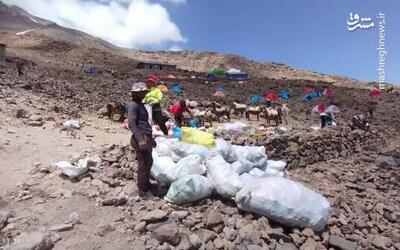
top-left (170, 100), bottom-right (191, 127)
top-left (143, 78), bottom-right (169, 135)
top-left (15, 59), bottom-right (24, 77)
top-left (128, 82), bottom-right (156, 198)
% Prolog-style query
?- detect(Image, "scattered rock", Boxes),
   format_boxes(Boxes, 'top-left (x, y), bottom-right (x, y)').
top-left (101, 196), bottom-right (127, 206)
top-left (13, 232), bottom-right (53, 250)
top-left (197, 229), bottom-right (217, 243)
top-left (188, 234), bottom-right (202, 250)
top-left (266, 228), bottom-right (291, 242)
top-left (135, 222), bottom-right (147, 233)
top-left (328, 235), bottom-right (357, 250)
top-left (141, 209), bottom-right (168, 223)
top-left (372, 236), bottom-right (392, 249)
top-left (96, 223), bottom-right (115, 237)
top-left (300, 238), bottom-right (319, 250)
top-left (68, 212), bottom-right (80, 225)
top-left (205, 209), bottom-right (224, 228)
top-left (275, 243), bottom-right (299, 250)
top-left (171, 211), bottom-right (188, 219)
top-left (48, 223), bottom-right (73, 232)
top-left (152, 223), bottom-right (181, 246)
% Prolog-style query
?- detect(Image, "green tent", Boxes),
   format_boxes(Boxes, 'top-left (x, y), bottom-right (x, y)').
top-left (211, 67), bottom-right (225, 77)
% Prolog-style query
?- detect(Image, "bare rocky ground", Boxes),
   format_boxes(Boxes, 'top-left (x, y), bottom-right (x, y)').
top-left (0, 55), bottom-right (399, 250)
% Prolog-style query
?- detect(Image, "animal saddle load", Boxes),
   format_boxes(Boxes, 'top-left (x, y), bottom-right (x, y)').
top-left (249, 107), bottom-right (261, 112)
top-left (266, 108), bottom-right (278, 116)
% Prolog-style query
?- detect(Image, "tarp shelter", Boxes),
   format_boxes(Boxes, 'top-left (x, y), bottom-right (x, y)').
top-left (278, 90), bottom-right (292, 100)
top-left (304, 87), bottom-right (315, 94)
top-left (369, 89), bottom-right (381, 97)
top-left (323, 88), bottom-right (334, 97)
top-left (213, 91), bottom-right (225, 97)
top-left (225, 72), bottom-right (249, 80)
top-left (157, 84), bottom-right (169, 93)
top-left (312, 104), bottom-right (326, 113)
top-left (325, 105), bottom-right (340, 114)
top-left (250, 95), bottom-right (264, 104)
top-left (206, 73), bottom-right (217, 81)
top-left (166, 74), bottom-right (176, 80)
top-left (211, 68), bottom-right (225, 77)
top-left (87, 66), bottom-right (96, 74)
top-left (171, 84), bottom-right (183, 94)
top-left (265, 92), bottom-right (279, 101)
top-left (217, 87), bottom-right (226, 94)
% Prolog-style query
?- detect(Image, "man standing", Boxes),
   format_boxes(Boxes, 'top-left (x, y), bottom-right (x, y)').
top-left (15, 59), bottom-right (24, 77)
top-left (128, 82), bottom-right (156, 197)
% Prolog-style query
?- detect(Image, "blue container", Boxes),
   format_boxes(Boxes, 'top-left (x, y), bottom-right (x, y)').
top-left (172, 127), bottom-right (182, 140)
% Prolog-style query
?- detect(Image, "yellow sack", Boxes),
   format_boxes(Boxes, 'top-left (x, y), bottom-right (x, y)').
top-left (182, 127), bottom-right (216, 149)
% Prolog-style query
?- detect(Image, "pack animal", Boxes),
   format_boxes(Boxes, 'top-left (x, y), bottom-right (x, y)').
top-left (245, 106), bottom-right (262, 121)
top-left (106, 101), bottom-right (126, 122)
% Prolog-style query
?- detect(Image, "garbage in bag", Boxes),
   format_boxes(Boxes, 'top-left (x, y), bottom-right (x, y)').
top-left (228, 145), bottom-right (267, 166)
top-left (235, 177), bottom-right (331, 231)
top-left (53, 155), bottom-right (101, 178)
top-left (172, 127), bottom-right (182, 140)
top-left (165, 175), bottom-right (214, 204)
top-left (168, 155), bottom-right (207, 181)
top-left (211, 139), bottom-right (232, 159)
top-left (154, 137), bottom-right (181, 162)
top-left (172, 142), bottom-right (210, 160)
top-left (231, 158), bottom-right (256, 174)
top-left (217, 122), bottom-right (249, 134)
top-left (206, 154), bottom-right (243, 199)
top-left (248, 167), bottom-right (267, 178)
top-left (264, 168), bottom-right (287, 178)
top-left (266, 160), bottom-right (287, 171)
top-left (150, 155), bottom-right (176, 186)
top-left (62, 120), bottom-right (81, 129)
top-left (240, 173), bottom-right (261, 187)
top-left (182, 127), bottom-right (215, 149)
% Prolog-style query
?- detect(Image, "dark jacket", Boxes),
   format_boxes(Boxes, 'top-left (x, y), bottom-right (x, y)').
top-left (127, 101), bottom-right (152, 144)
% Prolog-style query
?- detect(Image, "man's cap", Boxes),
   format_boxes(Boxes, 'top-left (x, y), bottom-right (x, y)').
top-left (130, 82), bottom-right (149, 92)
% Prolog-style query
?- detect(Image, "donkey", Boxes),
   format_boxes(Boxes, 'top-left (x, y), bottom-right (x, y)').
top-left (212, 102), bottom-right (231, 123)
top-left (264, 107), bottom-right (281, 125)
top-left (233, 102), bottom-right (247, 117)
top-left (245, 106), bottom-right (262, 121)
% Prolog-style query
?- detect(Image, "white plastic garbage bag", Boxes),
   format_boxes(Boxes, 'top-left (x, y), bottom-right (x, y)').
top-left (154, 138), bottom-right (182, 162)
top-left (266, 160), bottom-right (287, 171)
top-left (240, 173), bottom-right (262, 187)
top-left (168, 155), bottom-right (207, 181)
top-left (211, 139), bottom-right (232, 159)
top-left (150, 156), bottom-right (176, 186)
top-left (53, 155), bottom-right (101, 178)
top-left (248, 167), bottom-right (267, 178)
top-left (264, 168), bottom-right (288, 178)
top-left (228, 145), bottom-right (267, 166)
top-left (217, 122), bottom-right (249, 134)
top-left (235, 177), bottom-right (331, 231)
top-left (172, 142), bottom-right (210, 159)
top-left (63, 120), bottom-right (81, 129)
top-left (206, 154), bottom-right (243, 199)
top-left (164, 175), bottom-right (213, 204)
top-left (231, 158), bottom-right (256, 174)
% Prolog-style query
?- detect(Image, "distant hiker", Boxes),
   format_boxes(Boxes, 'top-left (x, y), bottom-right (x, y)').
top-left (15, 59), bottom-right (24, 77)
top-left (143, 78), bottom-right (169, 135)
top-left (128, 82), bottom-right (156, 198)
top-left (320, 112), bottom-right (333, 128)
top-left (170, 100), bottom-right (191, 127)
top-left (367, 100), bottom-right (377, 119)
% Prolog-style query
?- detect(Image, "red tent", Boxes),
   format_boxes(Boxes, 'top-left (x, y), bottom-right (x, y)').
top-left (369, 89), bottom-right (381, 97)
top-left (304, 87), bottom-right (314, 94)
top-left (312, 104), bottom-right (326, 113)
top-left (323, 88), bottom-right (334, 97)
top-left (265, 92), bottom-right (279, 101)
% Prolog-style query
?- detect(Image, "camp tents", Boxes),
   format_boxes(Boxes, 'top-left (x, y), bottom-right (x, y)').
top-left (250, 95), bottom-right (263, 104)
top-left (265, 92), bottom-right (279, 101)
top-left (278, 90), bottom-right (292, 100)
top-left (225, 72), bottom-right (249, 80)
top-left (312, 104), bottom-right (326, 113)
top-left (171, 84), bottom-right (183, 94)
top-left (211, 67), bottom-right (225, 77)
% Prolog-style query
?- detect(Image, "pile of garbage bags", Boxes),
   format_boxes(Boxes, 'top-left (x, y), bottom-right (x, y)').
top-left (152, 137), bottom-right (331, 231)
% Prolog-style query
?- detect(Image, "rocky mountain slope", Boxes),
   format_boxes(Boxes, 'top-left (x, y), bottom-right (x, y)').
top-left (0, 0), bottom-right (369, 88)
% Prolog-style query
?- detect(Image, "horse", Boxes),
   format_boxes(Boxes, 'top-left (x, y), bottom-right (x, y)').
top-left (233, 102), bottom-right (247, 117)
top-left (264, 107), bottom-right (281, 125)
top-left (245, 106), bottom-right (262, 121)
top-left (106, 101), bottom-right (126, 122)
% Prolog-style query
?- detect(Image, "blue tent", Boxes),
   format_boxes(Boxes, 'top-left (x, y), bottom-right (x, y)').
top-left (206, 73), bottom-right (217, 81)
top-left (302, 90), bottom-right (320, 101)
top-left (225, 72), bottom-right (249, 80)
top-left (171, 84), bottom-right (183, 94)
top-left (302, 94), bottom-right (313, 101)
top-left (250, 95), bottom-right (263, 104)
top-left (217, 87), bottom-right (226, 93)
top-left (278, 90), bottom-right (292, 100)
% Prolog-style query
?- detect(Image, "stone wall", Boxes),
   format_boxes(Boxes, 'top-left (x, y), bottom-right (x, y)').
top-left (264, 127), bottom-right (382, 169)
